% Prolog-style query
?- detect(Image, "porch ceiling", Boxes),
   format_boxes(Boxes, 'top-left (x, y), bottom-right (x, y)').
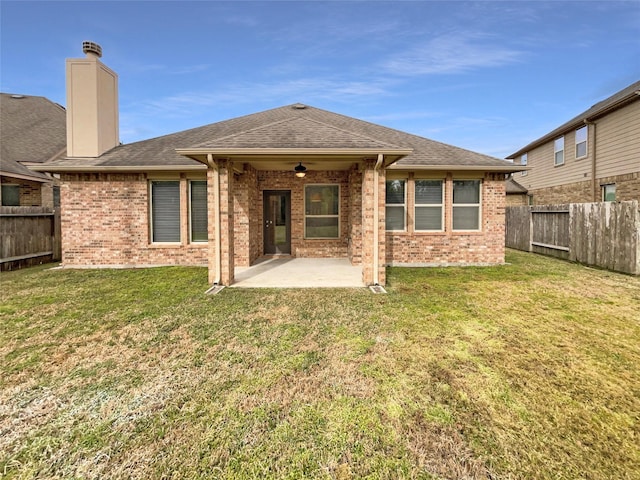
top-left (175, 148), bottom-right (412, 171)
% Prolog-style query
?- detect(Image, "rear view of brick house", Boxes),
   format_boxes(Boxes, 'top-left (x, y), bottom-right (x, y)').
top-left (36, 42), bottom-right (524, 287)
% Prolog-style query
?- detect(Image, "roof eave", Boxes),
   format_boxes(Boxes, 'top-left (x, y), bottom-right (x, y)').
top-left (30, 164), bottom-right (207, 173)
top-left (507, 90), bottom-right (640, 159)
top-left (387, 164), bottom-right (530, 173)
top-left (176, 147), bottom-right (414, 161)
top-left (0, 169), bottom-right (51, 183)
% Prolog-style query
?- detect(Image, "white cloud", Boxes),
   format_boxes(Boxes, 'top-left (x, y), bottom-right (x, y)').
top-left (382, 32), bottom-right (524, 76)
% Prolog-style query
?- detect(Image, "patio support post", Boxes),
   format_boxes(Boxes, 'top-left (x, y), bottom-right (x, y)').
top-left (361, 157), bottom-right (386, 286)
top-left (217, 159), bottom-right (235, 285)
top-left (206, 154), bottom-right (221, 285)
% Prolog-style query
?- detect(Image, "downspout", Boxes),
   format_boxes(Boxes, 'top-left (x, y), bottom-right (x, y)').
top-left (584, 119), bottom-right (597, 202)
top-left (372, 154), bottom-right (384, 285)
top-left (207, 154), bottom-right (221, 285)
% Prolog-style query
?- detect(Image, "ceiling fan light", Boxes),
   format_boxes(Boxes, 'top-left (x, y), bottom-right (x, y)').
top-left (294, 162), bottom-right (307, 177)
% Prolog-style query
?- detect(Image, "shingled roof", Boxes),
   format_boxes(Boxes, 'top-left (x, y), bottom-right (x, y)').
top-left (508, 80), bottom-right (640, 159)
top-left (37, 103), bottom-right (519, 172)
top-left (1, 93), bottom-right (66, 181)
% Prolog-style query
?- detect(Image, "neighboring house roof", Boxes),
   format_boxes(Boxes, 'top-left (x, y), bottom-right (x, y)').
top-left (507, 80), bottom-right (640, 159)
top-left (0, 93), bottom-right (66, 182)
top-left (505, 176), bottom-right (528, 194)
top-left (37, 104), bottom-right (520, 173)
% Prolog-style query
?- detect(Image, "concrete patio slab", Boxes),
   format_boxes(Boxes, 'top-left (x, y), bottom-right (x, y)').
top-left (232, 257), bottom-right (364, 288)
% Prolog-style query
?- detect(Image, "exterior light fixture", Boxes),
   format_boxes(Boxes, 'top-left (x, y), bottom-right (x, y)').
top-left (294, 162), bottom-right (307, 178)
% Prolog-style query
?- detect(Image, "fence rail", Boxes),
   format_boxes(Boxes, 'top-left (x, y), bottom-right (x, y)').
top-left (506, 200), bottom-right (640, 275)
top-left (0, 206), bottom-right (61, 271)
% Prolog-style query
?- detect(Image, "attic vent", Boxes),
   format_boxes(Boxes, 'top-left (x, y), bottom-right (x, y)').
top-left (82, 41), bottom-right (102, 58)
top-left (292, 103), bottom-right (307, 110)
top-left (10, 94), bottom-right (25, 99)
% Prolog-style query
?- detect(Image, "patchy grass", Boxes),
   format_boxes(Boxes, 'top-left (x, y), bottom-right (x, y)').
top-left (1, 251), bottom-right (639, 479)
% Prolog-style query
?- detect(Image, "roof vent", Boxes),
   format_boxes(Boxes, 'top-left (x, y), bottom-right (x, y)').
top-left (10, 94), bottom-right (25, 99)
top-left (292, 103), bottom-right (307, 110)
top-left (82, 41), bottom-right (102, 58)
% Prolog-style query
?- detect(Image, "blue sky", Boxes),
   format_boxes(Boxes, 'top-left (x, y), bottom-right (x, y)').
top-left (1, 1), bottom-right (639, 158)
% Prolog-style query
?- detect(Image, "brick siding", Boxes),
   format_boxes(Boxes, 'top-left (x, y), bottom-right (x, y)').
top-left (528, 172), bottom-right (640, 204)
top-left (60, 173), bottom-right (207, 266)
top-left (59, 169), bottom-right (509, 281)
top-left (385, 173), bottom-right (506, 266)
top-left (255, 169), bottom-right (351, 258)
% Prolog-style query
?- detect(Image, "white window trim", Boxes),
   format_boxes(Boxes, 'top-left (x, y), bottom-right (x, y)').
top-left (189, 180), bottom-right (208, 244)
top-left (304, 183), bottom-right (340, 239)
top-left (414, 179), bottom-right (444, 232)
top-left (452, 179), bottom-right (482, 232)
top-left (149, 180), bottom-right (181, 244)
top-left (575, 126), bottom-right (588, 159)
top-left (554, 136), bottom-right (565, 166)
top-left (520, 153), bottom-right (528, 176)
top-left (385, 179), bottom-right (407, 232)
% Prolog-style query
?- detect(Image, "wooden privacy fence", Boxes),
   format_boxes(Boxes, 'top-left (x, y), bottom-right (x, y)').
top-left (0, 206), bottom-right (61, 271)
top-left (506, 200), bottom-right (640, 275)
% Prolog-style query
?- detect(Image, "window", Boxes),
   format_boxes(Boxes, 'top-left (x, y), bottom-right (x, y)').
top-left (554, 137), bottom-right (564, 166)
top-left (520, 153), bottom-right (528, 176)
top-left (1, 184), bottom-right (20, 206)
top-left (453, 180), bottom-right (481, 231)
top-left (602, 184), bottom-right (616, 202)
top-left (385, 180), bottom-right (406, 231)
top-left (415, 179), bottom-right (443, 231)
top-left (305, 184), bottom-right (339, 238)
top-left (189, 181), bottom-right (208, 242)
top-left (150, 181), bottom-right (180, 242)
top-left (575, 126), bottom-right (587, 158)
top-left (527, 194), bottom-right (534, 206)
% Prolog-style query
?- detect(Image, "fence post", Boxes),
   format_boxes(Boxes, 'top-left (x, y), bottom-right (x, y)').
top-left (528, 206), bottom-right (534, 252)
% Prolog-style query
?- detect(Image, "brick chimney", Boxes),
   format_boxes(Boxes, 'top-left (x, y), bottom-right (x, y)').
top-left (66, 41), bottom-right (119, 157)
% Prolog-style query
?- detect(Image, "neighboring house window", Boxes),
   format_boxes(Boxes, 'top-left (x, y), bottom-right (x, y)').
top-left (189, 181), bottom-right (208, 242)
top-left (575, 126), bottom-right (588, 158)
top-left (520, 153), bottom-right (528, 176)
top-left (53, 186), bottom-right (60, 208)
top-left (554, 137), bottom-right (564, 166)
top-left (602, 184), bottom-right (616, 202)
top-left (414, 179), bottom-right (444, 231)
top-left (305, 184), bottom-right (339, 238)
top-left (1, 184), bottom-right (20, 206)
top-left (385, 180), bottom-right (406, 231)
top-left (150, 181), bottom-right (180, 242)
top-left (528, 194), bottom-right (534, 206)
top-left (453, 180), bottom-right (481, 231)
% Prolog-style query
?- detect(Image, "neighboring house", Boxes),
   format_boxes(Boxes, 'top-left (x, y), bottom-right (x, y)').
top-left (505, 176), bottom-right (528, 206)
top-left (0, 93), bottom-right (66, 207)
top-left (36, 42), bottom-right (522, 287)
top-left (507, 80), bottom-right (640, 204)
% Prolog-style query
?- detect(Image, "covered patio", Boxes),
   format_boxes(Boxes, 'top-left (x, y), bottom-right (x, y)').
top-left (232, 257), bottom-right (364, 288)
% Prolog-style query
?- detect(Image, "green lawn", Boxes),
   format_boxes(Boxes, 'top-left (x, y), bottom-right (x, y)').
top-left (1, 250), bottom-right (639, 479)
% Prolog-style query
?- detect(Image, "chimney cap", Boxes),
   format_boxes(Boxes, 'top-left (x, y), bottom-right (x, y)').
top-left (82, 41), bottom-right (102, 58)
